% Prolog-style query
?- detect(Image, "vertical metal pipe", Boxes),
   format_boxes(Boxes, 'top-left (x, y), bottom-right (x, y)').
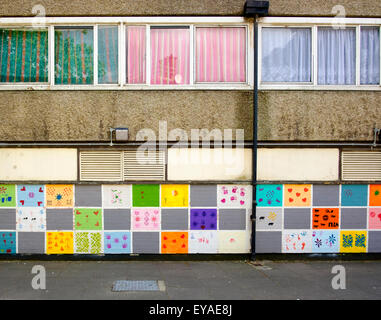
top-left (250, 16), bottom-right (259, 261)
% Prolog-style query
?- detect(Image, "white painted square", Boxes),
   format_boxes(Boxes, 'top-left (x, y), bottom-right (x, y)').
top-left (217, 185), bottom-right (252, 209)
top-left (218, 231), bottom-right (250, 253)
top-left (16, 208), bottom-right (46, 232)
top-left (282, 230), bottom-right (312, 253)
top-left (189, 231), bottom-right (218, 253)
top-left (102, 185), bottom-right (132, 208)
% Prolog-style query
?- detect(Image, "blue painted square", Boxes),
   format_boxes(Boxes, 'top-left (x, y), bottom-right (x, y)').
top-left (104, 232), bottom-right (131, 254)
top-left (0, 231), bottom-right (16, 254)
top-left (312, 230), bottom-right (339, 253)
top-left (341, 185), bottom-right (368, 207)
top-left (17, 185), bottom-right (45, 207)
top-left (257, 185), bottom-right (283, 207)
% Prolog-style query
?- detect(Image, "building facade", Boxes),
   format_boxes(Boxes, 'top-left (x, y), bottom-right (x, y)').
top-left (0, 0), bottom-right (380, 256)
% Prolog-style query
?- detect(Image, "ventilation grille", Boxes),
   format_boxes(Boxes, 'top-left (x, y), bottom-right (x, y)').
top-left (342, 151), bottom-right (381, 181)
top-left (80, 151), bottom-right (123, 181)
top-left (124, 149), bottom-right (165, 181)
top-left (80, 150), bottom-right (165, 181)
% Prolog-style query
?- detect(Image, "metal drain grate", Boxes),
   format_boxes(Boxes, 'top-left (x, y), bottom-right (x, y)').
top-left (112, 280), bottom-right (165, 292)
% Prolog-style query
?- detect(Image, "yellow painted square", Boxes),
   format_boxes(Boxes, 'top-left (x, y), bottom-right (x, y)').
top-left (340, 231), bottom-right (367, 253)
top-left (46, 185), bottom-right (74, 207)
top-left (46, 232), bottom-right (74, 254)
top-left (161, 185), bottom-right (189, 207)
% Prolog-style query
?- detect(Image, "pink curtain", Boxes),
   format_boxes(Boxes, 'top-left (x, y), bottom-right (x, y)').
top-left (196, 27), bottom-right (246, 83)
top-left (150, 28), bottom-right (190, 85)
top-left (127, 26), bottom-right (146, 84)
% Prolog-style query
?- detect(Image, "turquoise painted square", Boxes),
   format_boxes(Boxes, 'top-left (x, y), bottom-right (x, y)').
top-left (0, 231), bottom-right (16, 254)
top-left (312, 230), bottom-right (339, 253)
top-left (132, 185), bottom-right (160, 207)
top-left (341, 185), bottom-right (368, 206)
top-left (257, 185), bottom-right (283, 207)
top-left (104, 232), bottom-right (131, 254)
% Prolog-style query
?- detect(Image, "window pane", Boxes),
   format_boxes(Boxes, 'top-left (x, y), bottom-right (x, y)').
top-left (55, 27), bottom-right (93, 85)
top-left (98, 26), bottom-right (118, 84)
top-left (361, 27), bottom-right (380, 85)
top-left (318, 27), bottom-right (356, 85)
top-left (127, 26), bottom-right (146, 84)
top-left (151, 27), bottom-right (190, 85)
top-left (0, 28), bottom-right (48, 83)
top-left (262, 28), bottom-right (311, 82)
top-left (196, 27), bottom-right (246, 83)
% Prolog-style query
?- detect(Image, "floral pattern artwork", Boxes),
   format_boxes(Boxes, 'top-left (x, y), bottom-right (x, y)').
top-left (102, 185), bottom-right (132, 208)
top-left (104, 232), bottom-right (131, 254)
top-left (369, 208), bottom-right (381, 229)
top-left (75, 231), bottom-right (103, 254)
top-left (46, 185), bottom-right (74, 207)
top-left (132, 208), bottom-right (160, 230)
top-left (312, 230), bottom-right (339, 253)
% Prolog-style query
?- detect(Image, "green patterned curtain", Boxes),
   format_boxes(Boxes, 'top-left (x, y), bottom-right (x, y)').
top-left (55, 28), bottom-right (94, 85)
top-left (0, 28), bottom-right (48, 83)
top-left (98, 26), bottom-right (118, 84)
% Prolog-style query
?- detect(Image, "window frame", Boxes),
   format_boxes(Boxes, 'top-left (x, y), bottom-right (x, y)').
top-left (0, 17), bottom-right (252, 90)
top-left (259, 17), bottom-right (381, 91)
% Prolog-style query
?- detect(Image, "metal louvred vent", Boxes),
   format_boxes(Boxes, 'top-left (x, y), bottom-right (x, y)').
top-left (123, 149), bottom-right (165, 181)
top-left (80, 151), bottom-right (123, 181)
top-left (342, 151), bottom-right (381, 181)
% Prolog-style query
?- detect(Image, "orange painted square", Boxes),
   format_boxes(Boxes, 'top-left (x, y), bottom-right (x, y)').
top-left (312, 208), bottom-right (339, 229)
top-left (369, 185), bottom-right (381, 206)
top-left (284, 185), bottom-right (311, 207)
top-left (161, 232), bottom-right (188, 254)
top-left (46, 185), bottom-right (74, 207)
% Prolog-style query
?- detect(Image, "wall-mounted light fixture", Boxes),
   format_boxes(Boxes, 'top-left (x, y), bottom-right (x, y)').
top-left (374, 128), bottom-right (381, 147)
top-left (109, 127), bottom-right (129, 146)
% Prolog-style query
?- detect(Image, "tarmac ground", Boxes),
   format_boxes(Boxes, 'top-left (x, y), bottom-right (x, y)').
top-left (0, 259), bottom-right (380, 300)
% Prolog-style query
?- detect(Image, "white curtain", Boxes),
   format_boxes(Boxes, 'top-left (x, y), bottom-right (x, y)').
top-left (262, 28), bottom-right (311, 82)
top-left (318, 28), bottom-right (356, 85)
top-left (361, 27), bottom-right (380, 85)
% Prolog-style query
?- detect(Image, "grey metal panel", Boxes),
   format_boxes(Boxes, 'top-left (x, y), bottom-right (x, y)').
top-left (104, 209), bottom-right (131, 230)
top-left (255, 231), bottom-right (282, 253)
top-left (190, 185), bottom-right (217, 207)
top-left (219, 209), bottom-right (246, 230)
top-left (18, 232), bottom-right (45, 254)
top-left (284, 208), bottom-right (311, 229)
top-left (0, 209), bottom-right (16, 230)
top-left (312, 185), bottom-right (340, 206)
top-left (368, 231), bottom-right (381, 253)
top-left (75, 185), bottom-right (102, 207)
top-left (46, 209), bottom-right (73, 230)
top-left (132, 232), bottom-right (160, 254)
top-left (161, 209), bottom-right (188, 230)
top-left (340, 208), bottom-right (367, 229)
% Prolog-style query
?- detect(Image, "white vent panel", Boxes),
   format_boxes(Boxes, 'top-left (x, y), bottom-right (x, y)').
top-left (80, 151), bottom-right (123, 181)
top-left (123, 150), bottom-right (165, 181)
top-left (342, 151), bottom-right (381, 181)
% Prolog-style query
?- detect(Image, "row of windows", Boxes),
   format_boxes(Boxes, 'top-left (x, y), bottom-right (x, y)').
top-left (0, 24), bottom-right (380, 87)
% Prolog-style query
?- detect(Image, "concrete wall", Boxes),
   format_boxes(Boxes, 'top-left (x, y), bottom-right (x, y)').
top-left (0, 0), bottom-right (380, 17)
top-left (0, 90), bottom-right (379, 142)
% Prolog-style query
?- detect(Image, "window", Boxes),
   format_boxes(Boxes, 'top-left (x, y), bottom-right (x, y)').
top-left (98, 26), bottom-right (118, 84)
top-left (54, 27), bottom-right (94, 85)
top-left (150, 27), bottom-right (190, 85)
top-left (196, 27), bottom-right (246, 83)
top-left (318, 27), bottom-right (356, 85)
top-left (262, 27), bottom-right (311, 83)
top-left (0, 28), bottom-right (48, 83)
top-left (361, 26), bottom-right (380, 85)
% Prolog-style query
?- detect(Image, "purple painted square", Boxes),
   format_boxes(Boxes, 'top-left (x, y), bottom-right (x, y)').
top-left (190, 209), bottom-right (217, 230)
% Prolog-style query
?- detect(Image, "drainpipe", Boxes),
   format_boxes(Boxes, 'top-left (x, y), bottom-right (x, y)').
top-left (244, 1), bottom-right (270, 261)
top-left (251, 15), bottom-right (259, 261)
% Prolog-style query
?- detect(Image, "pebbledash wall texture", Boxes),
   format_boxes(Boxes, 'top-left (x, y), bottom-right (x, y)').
top-left (0, 0), bottom-right (380, 256)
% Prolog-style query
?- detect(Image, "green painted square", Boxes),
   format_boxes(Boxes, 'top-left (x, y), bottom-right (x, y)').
top-left (132, 185), bottom-right (160, 207)
top-left (0, 185), bottom-right (16, 207)
top-left (74, 208), bottom-right (103, 230)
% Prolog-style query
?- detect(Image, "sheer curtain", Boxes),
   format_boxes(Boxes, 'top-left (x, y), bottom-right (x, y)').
top-left (98, 26), bottom-right (118, 84)
top-left (318, 28), bottom-right (356, 85)
top-left (196, 27), bottom-right (246, 83)
top-left (150, 27), bottom-right (190, 85)
top-left (127, 26), bottom-right (146, 84)
top-left (361, 27), bottom-right (380, 85)
top-left (262, 28), bottom-right (311, 82)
